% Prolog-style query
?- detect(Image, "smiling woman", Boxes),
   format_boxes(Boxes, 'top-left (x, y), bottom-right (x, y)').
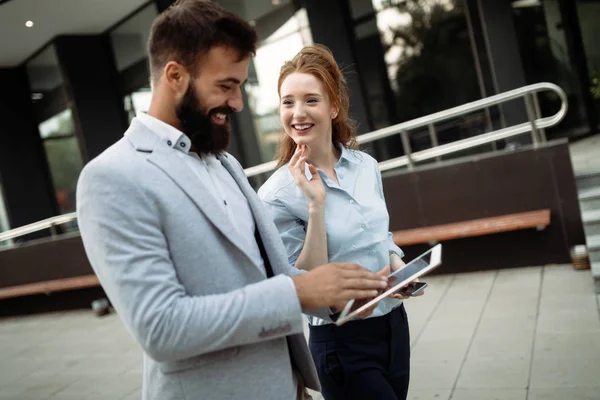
top-left (258, 44), bottom-right (412, 400)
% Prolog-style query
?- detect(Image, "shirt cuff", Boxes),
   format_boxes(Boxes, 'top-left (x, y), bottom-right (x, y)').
top-left (388, 236), bottom-right (404, 258)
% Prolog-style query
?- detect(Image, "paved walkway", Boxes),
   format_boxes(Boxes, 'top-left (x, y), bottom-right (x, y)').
top-left (1, 264), bottom-right (598, 400)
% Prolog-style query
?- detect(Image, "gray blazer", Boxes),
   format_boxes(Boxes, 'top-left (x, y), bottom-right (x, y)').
top-left (76, 119), bottom-right (328, 400)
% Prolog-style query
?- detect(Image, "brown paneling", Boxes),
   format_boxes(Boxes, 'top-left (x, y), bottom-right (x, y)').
top-left (0, 234), bottom-right (104, 316)
top-left (382, 141), bottom-right (585, 273)
top-left (0, 234), bottom-right (93, 289)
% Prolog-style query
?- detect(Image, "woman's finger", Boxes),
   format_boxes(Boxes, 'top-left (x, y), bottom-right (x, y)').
top-left (295, 155), bottom-right (307, 173)
top-left (308, 163), bottom-right (319, 180)
top-left (289, 149), bottom-right (301, 168)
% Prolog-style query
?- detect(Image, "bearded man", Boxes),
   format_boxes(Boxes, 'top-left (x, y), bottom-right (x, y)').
top-left (75, 1), bottom-right (388, 399)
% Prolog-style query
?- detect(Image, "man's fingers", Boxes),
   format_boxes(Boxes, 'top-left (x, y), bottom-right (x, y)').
top-left (341, 278), bottom-right (388, 291)
top-left (343, 289), bottom-right (380, 300)
top-left (335, 262), bottom-right (365, 271)
top-left (377, 266), bottom-right (391, 277)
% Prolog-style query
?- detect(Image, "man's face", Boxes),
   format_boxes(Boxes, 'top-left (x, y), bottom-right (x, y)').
top-left (175, 46), bottom-right (250, 155)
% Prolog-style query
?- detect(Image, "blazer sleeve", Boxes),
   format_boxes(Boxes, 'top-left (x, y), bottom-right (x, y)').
top-left (76, 162), bottom-right (305, 363)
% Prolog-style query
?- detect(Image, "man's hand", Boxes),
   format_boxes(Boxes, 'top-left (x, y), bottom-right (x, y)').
top-left (355, 266), bottom-right (391, 318)
top-left (292, 263), bottom-right (388, 310)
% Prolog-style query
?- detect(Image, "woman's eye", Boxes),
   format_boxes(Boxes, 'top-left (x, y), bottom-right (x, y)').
top-left (221, 85), bottom-right (231, 91)
top-left (307, 98), bottom-right (318, 104)
top-left (282, 100), bottom-right (293, 106)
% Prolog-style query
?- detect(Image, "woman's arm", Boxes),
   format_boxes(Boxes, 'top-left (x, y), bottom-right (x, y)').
top-left (294, 205), bottom-right (328, 271)
top-left (287, 147), bottom-right (329, 271)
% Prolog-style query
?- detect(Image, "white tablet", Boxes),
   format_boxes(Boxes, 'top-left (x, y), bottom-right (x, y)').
top-left (335, 244), bottom-right (443, 326)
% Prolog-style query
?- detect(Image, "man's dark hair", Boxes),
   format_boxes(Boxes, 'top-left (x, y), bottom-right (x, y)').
top-left (148, 0), bottom-right (257, 84)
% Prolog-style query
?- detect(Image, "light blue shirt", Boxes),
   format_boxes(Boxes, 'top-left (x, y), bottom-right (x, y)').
top-left (258, 146), bottom-right (404, 325)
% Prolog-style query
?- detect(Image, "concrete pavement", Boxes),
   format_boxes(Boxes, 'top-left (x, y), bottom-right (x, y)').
top-left (1, 264), bottom-right (599, 399)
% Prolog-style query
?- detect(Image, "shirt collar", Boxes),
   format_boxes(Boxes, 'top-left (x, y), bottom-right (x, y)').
top-left (338, 144), bottom-right (360, 165)
top-left (303, 143), bottom-right (361, 181)
top-left (135, 112), bottom-right (192, 154)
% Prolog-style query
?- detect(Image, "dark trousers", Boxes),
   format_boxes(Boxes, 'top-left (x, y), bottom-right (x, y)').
top-left (308, 304), bottom-right (410, 400)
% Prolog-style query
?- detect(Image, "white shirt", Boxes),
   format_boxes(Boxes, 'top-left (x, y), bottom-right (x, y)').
top-left (135, 112), bottom-right (266, 274)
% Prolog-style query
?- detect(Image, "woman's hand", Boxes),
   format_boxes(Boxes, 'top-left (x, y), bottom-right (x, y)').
top-left (388, 255), bottom-right (411, 300)
top-left (288, 145), bottom-right (326, 209)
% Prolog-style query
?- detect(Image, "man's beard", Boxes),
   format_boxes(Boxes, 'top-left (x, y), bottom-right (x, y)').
top-left (175, 82), bottom-right (233, 155)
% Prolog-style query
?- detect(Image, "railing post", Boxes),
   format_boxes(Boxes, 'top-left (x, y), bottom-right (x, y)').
top-left (49, 223), bottom-right (57, 238)
top-left (532, 92), bottom-right (547, 142)
top-left (428, 123), bottom-right (441, 162)
top-left (400, 130), bottom-right (414, 169)
top-left (524, 93), bottom-right (540, 146)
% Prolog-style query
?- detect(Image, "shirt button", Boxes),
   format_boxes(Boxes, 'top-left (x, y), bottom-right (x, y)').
top-left (361, 224), bottom-right (367, 229)
top-left (167, 140), bottom-right (172, 146)
top-left (349, 199), bottom-right (355, 204)
top-left (180, 142), bottom-right (186, 148)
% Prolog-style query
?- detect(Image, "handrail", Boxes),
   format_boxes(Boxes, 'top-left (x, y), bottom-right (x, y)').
top-left (0, 83), bottom-right (567, 243)
top-left (245, 82), bottom-right (567, 177)
top-left (0, 212), bottom-right (77, 243)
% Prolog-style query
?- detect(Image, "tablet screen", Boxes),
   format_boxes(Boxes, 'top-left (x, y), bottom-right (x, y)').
top-left (335, 244), bottom-right (442, 326)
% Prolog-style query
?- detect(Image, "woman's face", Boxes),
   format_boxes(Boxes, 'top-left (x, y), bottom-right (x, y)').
top-left (279, 72), bottom-right (337, 149)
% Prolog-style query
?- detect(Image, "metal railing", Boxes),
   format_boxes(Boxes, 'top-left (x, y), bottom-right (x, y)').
top-left (245, 82), bottom-right (567, 176)
top-left (0, 83), bottom-right (568, 243)
top-left (0, 212), bottom-right (77, 243)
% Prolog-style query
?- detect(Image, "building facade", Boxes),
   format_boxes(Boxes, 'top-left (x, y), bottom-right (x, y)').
top-left (0, 0), bottom-right (598, 233)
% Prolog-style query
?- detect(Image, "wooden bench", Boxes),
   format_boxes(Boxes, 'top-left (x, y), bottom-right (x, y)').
top-left (0, 209), bottom-right (550, 300)
top-left (392, 209), bottom-right (551, 247)
top-left (0, 275), bottom-right (99, 300)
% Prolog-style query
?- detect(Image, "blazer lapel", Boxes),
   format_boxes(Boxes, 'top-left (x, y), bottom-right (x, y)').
top-left (126, 122), bottom-right (249, 257)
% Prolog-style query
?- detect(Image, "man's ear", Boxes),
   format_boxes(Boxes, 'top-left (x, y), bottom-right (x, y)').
top-left (163, 61), bottom-right (189, 97)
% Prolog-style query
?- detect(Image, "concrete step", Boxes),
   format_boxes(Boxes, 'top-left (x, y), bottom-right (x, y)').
top-left (588, 234), bottom-right (600, 263)
top-left (582, 210), bottom-right (600, 236)
top-left (576, 169), bottom-right (600, 191)
top-left (579, 187), bottom-right (600, 211)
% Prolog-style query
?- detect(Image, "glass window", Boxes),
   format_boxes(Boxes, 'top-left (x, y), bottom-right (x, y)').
top-left (355, 0), bottom-right (484, 161)
top-left (110, 4), bottom-right (157, 73)
top-left (124, 88), bottom-right (153, 123)
top-left (26, 45), bottom-right (84, 217)
top-left (110, 4), bottom-right (158, 122)
top-left (38, 109), bottom-right (84, 216)
top-left (576, 0), bottom-right (600, 118)
top-left (26, 45), bottom-right (68, 123)
top-left (511, 0), bottom-right (590, 136)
